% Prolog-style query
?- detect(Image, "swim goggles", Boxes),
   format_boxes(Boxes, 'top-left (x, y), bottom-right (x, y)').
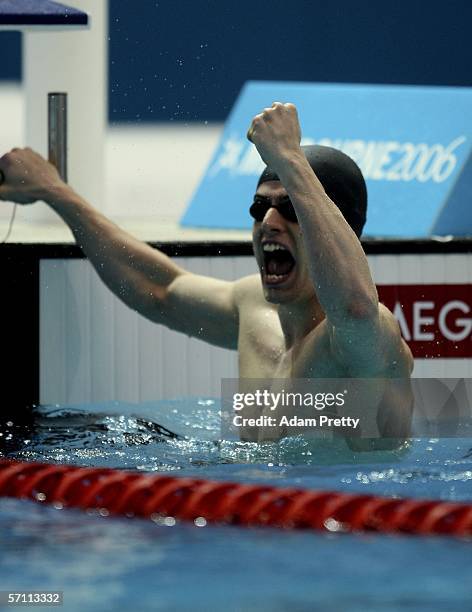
top-left (249, 196), bottom-right (298, 223)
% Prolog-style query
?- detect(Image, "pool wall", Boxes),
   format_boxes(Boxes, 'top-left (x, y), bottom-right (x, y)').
top-left (40, 240), bottom-right (472, 405)
top-left (1, 240), bottom-right (471, 409)
top-left (40, 252), bottom-right (255, 403)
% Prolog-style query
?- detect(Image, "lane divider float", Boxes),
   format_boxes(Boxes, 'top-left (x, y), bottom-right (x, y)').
top-left (1, 459), bottom-right (471, 536)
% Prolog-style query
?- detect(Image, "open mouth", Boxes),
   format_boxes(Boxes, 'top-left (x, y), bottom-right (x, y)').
top-left (261, 242), bottom-right (296, 285)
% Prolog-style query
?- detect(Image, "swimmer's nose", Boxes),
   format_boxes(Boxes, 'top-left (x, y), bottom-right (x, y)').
top-left (261, 206), bottom-right (285, 233)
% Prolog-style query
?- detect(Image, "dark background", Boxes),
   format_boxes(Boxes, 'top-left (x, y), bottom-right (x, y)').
top-left (1, 0), bottom-right (471, 122)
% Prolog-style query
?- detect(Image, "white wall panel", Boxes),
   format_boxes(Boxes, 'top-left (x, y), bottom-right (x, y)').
top-left (137, 316), bottom-right (163, 402)
top-left (182, 257), bottom-right (213, 397)
top-left (40, 254), bottom-right (471, 405)
top-left (368, 255), bottom-right (400, 284)
top-left (444, 254), bottom-right (470, 283)
top-left (113, 294), bottom-right (140, 402)
top-left (40, 261), bottom-right (67, 403)
top-left (65, 261), bottom-right (92, 404)
top-left (396, 255), bottom-right (422, 283)
top-left (419, 255), bottom-right (446, 283)
top-left (90, 268), bottom-right (116, 402)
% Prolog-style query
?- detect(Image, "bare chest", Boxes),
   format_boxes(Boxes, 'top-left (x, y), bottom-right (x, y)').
top-left (238, 308), bottom-right (347, 379)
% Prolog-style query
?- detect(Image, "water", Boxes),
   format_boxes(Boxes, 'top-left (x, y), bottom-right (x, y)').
top-left (1, 399), bottom-right (471, 611)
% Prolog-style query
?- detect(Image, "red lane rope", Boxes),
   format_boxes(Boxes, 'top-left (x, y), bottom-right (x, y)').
top-left (1, 459), bottom-right (471, 536)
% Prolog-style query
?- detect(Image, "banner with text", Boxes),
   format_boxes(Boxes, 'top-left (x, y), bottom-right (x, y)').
top-left (182, 82), bottom-right (472, 237)
top-left (378, 284), bottom-right (472, 358)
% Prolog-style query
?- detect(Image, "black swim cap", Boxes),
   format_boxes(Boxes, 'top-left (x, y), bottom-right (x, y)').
top-left (257, 145), bottom-right (367, 237)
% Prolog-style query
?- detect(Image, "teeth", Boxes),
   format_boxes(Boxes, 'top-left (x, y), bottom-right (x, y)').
top-left (262, 243), bottom-right (287, 252)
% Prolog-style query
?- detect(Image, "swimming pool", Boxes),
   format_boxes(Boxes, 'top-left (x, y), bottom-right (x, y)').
top-left (1, 398), bottom-right (472, 611)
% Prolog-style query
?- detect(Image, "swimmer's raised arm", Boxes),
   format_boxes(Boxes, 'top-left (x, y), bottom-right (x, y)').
top-left (247, 103), bottom-right (403, 373)
top-left (0, 148), bottom-right (239, 349)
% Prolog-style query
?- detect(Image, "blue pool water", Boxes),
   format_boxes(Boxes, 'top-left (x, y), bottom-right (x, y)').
top-left (1, 399), bottom-right (472, 611)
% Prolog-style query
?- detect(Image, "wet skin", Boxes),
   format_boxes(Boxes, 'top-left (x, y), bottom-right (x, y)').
top-left (0, 104), bottom-right (414, 445)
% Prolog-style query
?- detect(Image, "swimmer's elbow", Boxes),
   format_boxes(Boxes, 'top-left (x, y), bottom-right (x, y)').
top-left (343, 294), bottom-right (379, 323)
top-left (134, 272), bottom-right (188, 325)
top-left (348, 301), bottom-right (378, 321)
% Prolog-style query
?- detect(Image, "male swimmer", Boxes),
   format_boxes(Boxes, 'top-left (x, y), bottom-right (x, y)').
top-left (0, 102), bottom-right (413, 445)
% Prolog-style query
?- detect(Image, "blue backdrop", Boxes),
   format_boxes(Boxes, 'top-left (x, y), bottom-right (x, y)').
top-left (181, 82), bottom-right (472, 237)
top-left (1, 0), bottom-right (472, 122)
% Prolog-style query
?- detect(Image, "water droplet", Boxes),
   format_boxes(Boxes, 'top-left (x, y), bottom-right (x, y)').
top-left (324, 517), bottom-right (346, 532)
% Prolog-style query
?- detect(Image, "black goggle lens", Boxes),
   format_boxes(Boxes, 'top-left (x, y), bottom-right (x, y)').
top-left (249, 199), bottom-right (298, 223)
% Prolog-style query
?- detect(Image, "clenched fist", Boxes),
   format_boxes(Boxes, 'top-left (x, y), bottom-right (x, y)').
top-left (247, 102), bottom-right (303, 173)
top-left (0, 148), bottom-right (65, 204)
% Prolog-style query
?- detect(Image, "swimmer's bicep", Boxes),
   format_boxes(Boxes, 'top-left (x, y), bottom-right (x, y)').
top-left (150, 272), bottom-right (239, 349)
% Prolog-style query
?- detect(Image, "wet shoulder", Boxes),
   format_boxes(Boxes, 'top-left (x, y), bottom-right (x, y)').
top-left (233, 274), bottom-right (268, 309)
